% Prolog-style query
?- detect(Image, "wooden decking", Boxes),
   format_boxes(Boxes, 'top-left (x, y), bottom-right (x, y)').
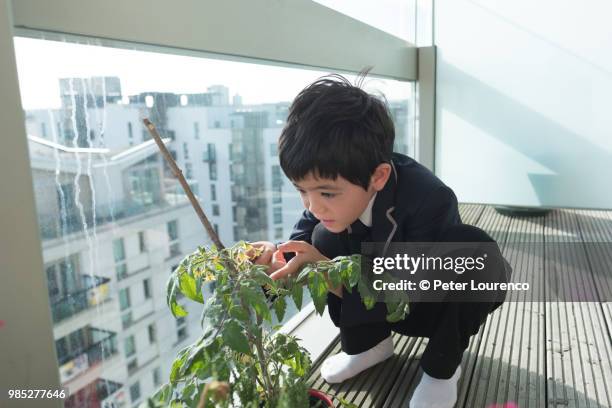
top-left (307, 205), bottom-right (612, 407)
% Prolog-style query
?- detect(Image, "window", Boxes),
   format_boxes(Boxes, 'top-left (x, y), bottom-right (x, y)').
top-left (119, 288), bottom-right (131, 311)
top-left (129, 381), bottom-right (141, 402)
top-left (210, 184), bottom-right (217, 201)
top-left (209, 162), bottom-right (217, 181)
top-left (185, 162), bottom-right (193, 179)
top-left (124, 335), bottom-right (136, 358)
top-left (116, 263), bottom-right (128, 280)
top-left (183, 142), bottom-right (189, 160)
top-left (148, 323), bottom-right (157, 344)
top-left (194, 122), bottom-right (200, 139)
top-left (272, 184), bottom-right (282, 204)
top-left (212, 204), bottom-right (220, 216)
top-left (273, 207), bottom-right (282, 224)
top-left (113, 238), bottom-right (126, 262)
top-left (270, 143), bottom-right (277, 156)
top-left (153, 367), bottom-right (162, 386)
top-left (127, 359), bottom-right (138, 375)
top-left (204, 143), bottom-right (216, 162)
top-left (214, 224), bottom-right (219, 235)
top-left (121, 311), bottom-right (133, 329)
top-left (13, 36), bottom-right (413, 404)
top-left (138, 231), bottom-right (147, 253)
top-left (143, 278), bottom-right (151, 299)
top-left (177, 327), bottom-right (188, 342)
top-left (167, 220), bottom-right (178, 241)
top-left (275, 227), bottom-right (283, 239)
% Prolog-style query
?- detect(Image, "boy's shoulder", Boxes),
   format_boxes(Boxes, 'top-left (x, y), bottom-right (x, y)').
top-left (391, 152), bottom-right (448, 202)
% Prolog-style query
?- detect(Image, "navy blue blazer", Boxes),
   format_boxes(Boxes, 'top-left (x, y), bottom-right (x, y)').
top-left (285, 152), bottom-right (462, 250)
top-left (282, 152), bottom-right (464, 327)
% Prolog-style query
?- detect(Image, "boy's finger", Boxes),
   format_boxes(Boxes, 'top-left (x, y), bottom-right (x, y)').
top-left (277, 240), bottom-right (309, 253)
top-left (253, 249), bottom-right (273, 266)
top-left (270, 257), bottom-right (300, 280)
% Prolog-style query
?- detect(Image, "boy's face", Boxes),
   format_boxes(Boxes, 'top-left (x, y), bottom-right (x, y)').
top-left (291, 165), bottom-right (391, 233)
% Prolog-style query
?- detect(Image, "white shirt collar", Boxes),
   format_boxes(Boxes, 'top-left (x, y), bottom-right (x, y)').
top-left (358, 192), bottom-right (377, 227)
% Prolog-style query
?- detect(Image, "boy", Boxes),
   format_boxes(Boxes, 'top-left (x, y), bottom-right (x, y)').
top-left (251, 74), bottom-right (502, 408)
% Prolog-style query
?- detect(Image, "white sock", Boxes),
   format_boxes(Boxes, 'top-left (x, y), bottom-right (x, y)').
top-left (409, 365), bottom-right (462, 408)
top-left (320, 336), bottom-right (394, 383)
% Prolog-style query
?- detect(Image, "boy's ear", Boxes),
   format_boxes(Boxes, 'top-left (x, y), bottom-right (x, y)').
top-left (370, 163), bottom-right (392, 191)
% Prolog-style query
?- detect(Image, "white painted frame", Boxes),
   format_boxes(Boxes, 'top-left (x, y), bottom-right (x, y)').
top-left (0, 0), bottom-right (433, 398)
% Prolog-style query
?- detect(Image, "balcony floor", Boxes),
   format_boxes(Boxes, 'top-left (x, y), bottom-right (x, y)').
top-left (306, 204), bottom-right (612, 408)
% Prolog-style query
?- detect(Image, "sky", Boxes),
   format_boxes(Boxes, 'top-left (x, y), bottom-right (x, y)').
top-left (14, 36), bottom-right (412, 111)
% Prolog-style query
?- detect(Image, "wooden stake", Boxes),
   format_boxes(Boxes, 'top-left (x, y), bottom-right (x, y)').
top-left (143, 118), bottom-right (225, 250)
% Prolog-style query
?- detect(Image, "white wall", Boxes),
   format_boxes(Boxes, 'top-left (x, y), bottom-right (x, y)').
top-left (435, 0), bottom-right (612, 209)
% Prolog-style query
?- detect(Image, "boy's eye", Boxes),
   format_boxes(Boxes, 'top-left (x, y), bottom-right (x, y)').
top-left (321, 192), bottom-right (336, 198)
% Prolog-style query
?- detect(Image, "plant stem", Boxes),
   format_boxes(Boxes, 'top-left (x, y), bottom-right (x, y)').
top-left (143, 118), bottom-right (225, 250)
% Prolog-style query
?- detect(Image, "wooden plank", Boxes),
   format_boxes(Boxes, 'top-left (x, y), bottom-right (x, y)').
top-left (459, 203), bottom-right (485, 226)
top-left (574, 209), bottom-right (612, 302)
top-left (462, 210), bottom-right (546, 407)
top-left (545, 210), bottom-right (612, 407)
top-left (306, 207), bottom-right (612, 407)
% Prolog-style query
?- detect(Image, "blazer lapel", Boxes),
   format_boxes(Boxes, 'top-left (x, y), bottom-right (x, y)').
top-left (370, 160), bottom-right (399, 256)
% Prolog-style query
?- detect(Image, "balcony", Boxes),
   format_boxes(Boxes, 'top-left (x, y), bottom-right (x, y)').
top-left (300, 204), bottom-right (612, 407)
top-left (64, 378), bottom-right (124, 408)
top-left (38, 194), bottom-right (189, 241)
top-left (50, 275), bottom-right (111, 324)
top-left (57, 328), bottom-right (118, 384)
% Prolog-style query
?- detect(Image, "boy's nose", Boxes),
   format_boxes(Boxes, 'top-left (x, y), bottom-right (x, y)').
top-left (308, 200), bottom-right (324, 218)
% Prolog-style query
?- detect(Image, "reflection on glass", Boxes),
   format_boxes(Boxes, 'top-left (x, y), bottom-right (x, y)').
top-left (15, 36), bottom-right (413, 407)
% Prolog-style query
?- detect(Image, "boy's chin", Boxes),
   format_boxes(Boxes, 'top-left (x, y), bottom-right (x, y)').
top-left (323, 223), bottom-right (346, 233)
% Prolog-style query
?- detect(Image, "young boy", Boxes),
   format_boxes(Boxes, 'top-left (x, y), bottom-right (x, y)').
top-left (250, 74), bottom-right (502, 408)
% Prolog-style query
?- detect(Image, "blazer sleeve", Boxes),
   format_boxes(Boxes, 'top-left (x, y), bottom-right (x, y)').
top-left (403, 185), bottom-right (462, 242)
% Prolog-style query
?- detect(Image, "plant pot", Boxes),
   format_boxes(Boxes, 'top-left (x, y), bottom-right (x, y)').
top-left (308, 389), bottom-right (334, 407)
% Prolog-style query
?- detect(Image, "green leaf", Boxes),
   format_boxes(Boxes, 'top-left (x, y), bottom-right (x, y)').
top-left (296, 264), bottom-right (313, 283)
top-left (386, 301), bottom-right (409, 323)
top-left (179, 270), bottom-right (204, 303)
top-left (337, 396), bottom-right (359, 408)
top-left (273, 296), bottom-right (287, 322)
top-left (357, 279), bottom-right (376, 310)
top-left (166, 274), bottom-right (188, 318)
top-left (222, 319), bottom-right (251, 354)
top-left (229, 305), bottom-right (250, 322)
top-left (327, 264), bottom-right (341, 288)
top-left (240, 284), bottom-right (271, 322)
top-left (308, 271), bottom-right (328, 316)
top-left (338, 259), bottom-right (353, 293)
top-left (348, 258), bottom-right (360, 288)
top-left (169, 346), bottom-right (190, 383)
top-left (291, 281), bottom-right (303, 310)
top-left (252, 267), bottom-right (274, 288)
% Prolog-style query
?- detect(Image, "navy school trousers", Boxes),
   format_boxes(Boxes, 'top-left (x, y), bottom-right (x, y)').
top-left (312, 223), bottom-right (502, 380)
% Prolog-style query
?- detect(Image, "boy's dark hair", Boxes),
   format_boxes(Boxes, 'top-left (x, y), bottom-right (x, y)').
top-left (278, 71), bottom-right (395, 191)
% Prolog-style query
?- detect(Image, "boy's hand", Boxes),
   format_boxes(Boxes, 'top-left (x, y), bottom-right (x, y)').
top-left (270, 240), bottom-right (329, 281)
top-left (246, 241), bottom-right (285, 276)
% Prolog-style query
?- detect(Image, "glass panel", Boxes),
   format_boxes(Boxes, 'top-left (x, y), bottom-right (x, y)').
top-left (15, 35), bottom-right (414, 405)
top-left (312, 0), bottom-right (416, 42)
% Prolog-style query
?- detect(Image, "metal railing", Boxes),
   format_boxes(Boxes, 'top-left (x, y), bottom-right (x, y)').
top-left (50, 275), bottom-right (111, 324)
